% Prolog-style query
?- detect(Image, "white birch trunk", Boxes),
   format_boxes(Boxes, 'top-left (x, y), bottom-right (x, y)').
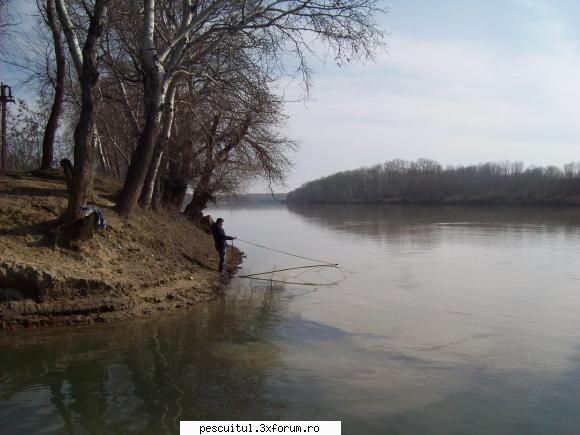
top-left (54, 0), bottom-right (83, 76)
top-left (140, 83), bottom-right (177, 208)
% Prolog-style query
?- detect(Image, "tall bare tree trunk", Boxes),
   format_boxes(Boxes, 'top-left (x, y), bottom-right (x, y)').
top-left (184, 177), bottom-right (213, 220)
top-left (151, 169), bottom-right (163, 210)
top-left (57, 0), bottom-right (109, 222)
top-left (66, 86), bottom-right (98, 221)
top-left (139, 83), bottom-right (176, 209)
top-left (41, 0), bottom-right (65, 170)
top-left (184, 149), bottom-right (214, 219)
top-left (116, 81), bottom-right (163, 216)
top-left (139, 146), bottom-right (163, 208)
top-left (116, 0), bottom-right (166, 217)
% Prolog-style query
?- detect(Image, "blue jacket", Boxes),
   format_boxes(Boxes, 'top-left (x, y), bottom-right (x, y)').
top-left (211, 223), bottom-right (234, 251)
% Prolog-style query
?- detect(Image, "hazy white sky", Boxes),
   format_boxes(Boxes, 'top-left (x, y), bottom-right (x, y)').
top-left (280, 0), bottom-right (580, 191)
top-left (3, 1), bottom-right (580, 192)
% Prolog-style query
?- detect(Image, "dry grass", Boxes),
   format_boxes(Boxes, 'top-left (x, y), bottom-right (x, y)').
top-left (0, 172), bottom-right (241, 328)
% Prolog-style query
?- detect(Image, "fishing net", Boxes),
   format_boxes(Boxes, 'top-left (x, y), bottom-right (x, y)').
top-left (234, 239), bottom-right (352, 287)
top-left (239, 264), bottom-right (350, 287)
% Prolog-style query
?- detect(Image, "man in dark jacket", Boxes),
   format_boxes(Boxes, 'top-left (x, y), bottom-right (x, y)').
top-left (211, 218), bottom-right (237, 274)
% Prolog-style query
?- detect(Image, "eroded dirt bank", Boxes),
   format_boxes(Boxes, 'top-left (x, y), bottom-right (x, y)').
top-left (0, 172), bottom-right (242, 329)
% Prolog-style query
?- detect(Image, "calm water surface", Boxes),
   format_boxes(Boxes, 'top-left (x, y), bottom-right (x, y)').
top-left (1, 205), bottom-right (580, 434)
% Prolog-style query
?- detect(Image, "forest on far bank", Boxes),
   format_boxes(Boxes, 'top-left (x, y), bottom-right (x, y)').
top-left (287, 159), bottom-right (580, 205)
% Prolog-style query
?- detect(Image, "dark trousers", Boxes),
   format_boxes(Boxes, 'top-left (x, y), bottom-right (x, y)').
top-left (217, 248), bottom-right (226, 272)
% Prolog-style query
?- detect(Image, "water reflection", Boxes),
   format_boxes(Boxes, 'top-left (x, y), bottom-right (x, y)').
top-left (2, 205), bottom-right (580, 434)
top-left (0, 282), bottom-right (287, 434)
top-left (287, 203), bottom-right (580, 238)
top-left (370, 342), bottom-right (580, 435)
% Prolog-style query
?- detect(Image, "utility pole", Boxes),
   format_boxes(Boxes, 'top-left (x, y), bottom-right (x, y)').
top-left (0, 82), bottom-right (15, 171)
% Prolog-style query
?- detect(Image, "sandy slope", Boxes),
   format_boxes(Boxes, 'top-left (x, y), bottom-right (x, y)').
top-left (0, 172), bottom-right (242, 328)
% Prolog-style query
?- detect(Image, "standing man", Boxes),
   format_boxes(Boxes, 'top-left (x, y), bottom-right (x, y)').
top-left (211, 218), bottom-right (237, 274)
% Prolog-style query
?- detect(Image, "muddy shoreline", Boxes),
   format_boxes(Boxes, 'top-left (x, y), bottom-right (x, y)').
top-left (0, 250), bottom-right (243, 329)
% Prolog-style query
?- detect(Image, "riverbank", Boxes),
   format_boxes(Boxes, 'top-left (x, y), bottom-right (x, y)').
top-left (287, 159), bottom-right (580, 206)
top-left (0, 172), bottom-right (242, 329)
top-left (287, 196), bottom-right (580, 206)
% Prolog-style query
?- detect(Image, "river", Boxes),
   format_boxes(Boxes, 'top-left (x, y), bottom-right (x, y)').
top-left (1, 204), bottom-right (580, 434)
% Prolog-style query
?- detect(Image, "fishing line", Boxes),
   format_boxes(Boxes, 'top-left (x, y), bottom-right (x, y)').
top-left (243, 276), bottom-right (338, 286)
top-left (233, 239), bottom-right (345, 286)
top-left (294, 267), bottom-right (316, 280)
top-left (240, 264), bottom-right (348, 287)
top-left (235, 238), bottom-right (337, 265)
top-left (238, 264), bottom-right (338, 279)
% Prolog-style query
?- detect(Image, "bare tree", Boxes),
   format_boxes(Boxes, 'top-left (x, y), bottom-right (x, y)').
top-left (138, 81), bottom-right (177, 208)
top-left (39, 0), bottom-right (66, 170)
top-left (6, 99), bottom-right (47, 169)
top-left (115, 0), bottom-right (384, 218)
top-left (180, 75), bottom-right (295, 218)
top-left (56, 0), bottom-right (110, 222)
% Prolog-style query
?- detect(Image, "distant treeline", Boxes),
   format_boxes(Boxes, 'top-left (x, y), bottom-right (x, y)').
top-left (218, 193), bottom-right (287, 206)
top-left (287, 159), bottom-right (580, 205)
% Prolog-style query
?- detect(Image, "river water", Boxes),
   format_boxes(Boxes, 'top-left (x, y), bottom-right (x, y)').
top-left (1, 204), bottom-right (580, 434)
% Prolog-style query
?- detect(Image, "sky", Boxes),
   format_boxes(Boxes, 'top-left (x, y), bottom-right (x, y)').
top-left (3, 1), bottom-right (580, 192)
top-left (278, 0), bottom-right (580, 191)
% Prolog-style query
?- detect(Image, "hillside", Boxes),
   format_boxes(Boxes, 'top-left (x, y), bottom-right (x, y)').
top-left (0, 172), bottom-right (242, 328)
